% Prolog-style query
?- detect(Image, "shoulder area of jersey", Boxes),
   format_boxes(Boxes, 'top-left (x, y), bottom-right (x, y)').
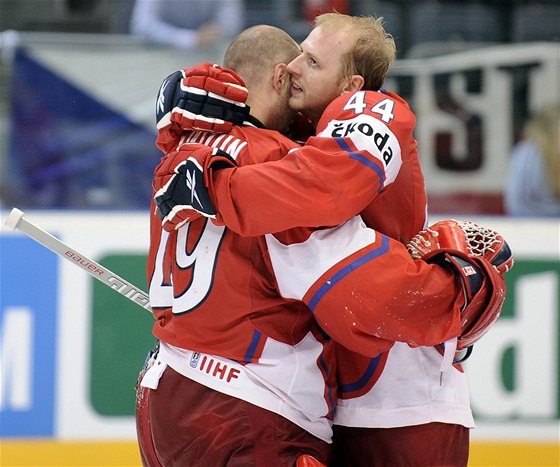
top-left (229, 124), bottom-right (299, 163)
top-left (327, 89), bottom-right (410, 115)
top-left (317, 89), bottom-right (414, 133)
top-left (232, 124), bottom-right (296, 146)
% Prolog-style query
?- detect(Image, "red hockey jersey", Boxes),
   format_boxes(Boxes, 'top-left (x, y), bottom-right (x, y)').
top-left (148, 124), bottom-right (338, 440)
top-left (188, 89), bottom-right (471, 428)
top-left (147, 92), bottom-right (467, 438)
top-left (208, 90), bottom-right (426, 241)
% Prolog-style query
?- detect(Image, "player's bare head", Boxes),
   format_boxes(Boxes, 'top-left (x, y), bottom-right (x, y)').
top-left (314, 13), bottom-right (396, 91)
top-left (224, 25), bottom-right (300, 131)
top-left (224, 25), bottom-right (301, 91)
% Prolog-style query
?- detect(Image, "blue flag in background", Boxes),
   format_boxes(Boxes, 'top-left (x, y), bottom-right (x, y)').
top-left (6, 48), bottom-right (161, 209)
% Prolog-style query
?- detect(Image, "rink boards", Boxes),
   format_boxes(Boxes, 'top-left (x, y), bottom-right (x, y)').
top-left (0, 211), bottom-right (558, 466)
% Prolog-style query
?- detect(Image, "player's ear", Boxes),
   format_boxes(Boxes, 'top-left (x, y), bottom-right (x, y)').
top-left (341, 74), bottom-right (364, 94)
top-left (273, 63), bottom-right (289, 94)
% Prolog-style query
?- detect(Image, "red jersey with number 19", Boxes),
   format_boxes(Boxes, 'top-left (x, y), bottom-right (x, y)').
top-left (147, 124), bottom-right (338, 442)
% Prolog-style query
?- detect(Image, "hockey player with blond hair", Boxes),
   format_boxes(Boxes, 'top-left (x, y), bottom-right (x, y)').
top-left (142, 14), bottom-right (513, 467)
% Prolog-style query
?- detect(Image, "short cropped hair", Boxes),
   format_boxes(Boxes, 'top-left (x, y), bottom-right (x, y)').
top-left (315, 13), bottom-right (396, 91)
top-left (224, 25), bottom-right (301, 90)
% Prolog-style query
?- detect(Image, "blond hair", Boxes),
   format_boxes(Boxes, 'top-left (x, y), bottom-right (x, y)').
top-left (314, 13), bottom-right (396, 91)
top-left (224, 25), bottom-right (301, 90)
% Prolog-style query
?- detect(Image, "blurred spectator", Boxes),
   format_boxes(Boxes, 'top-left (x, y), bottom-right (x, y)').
top-left (505, 105), bottom-right (560, 217)
top-left (130, 0), bottom-right (243, 50)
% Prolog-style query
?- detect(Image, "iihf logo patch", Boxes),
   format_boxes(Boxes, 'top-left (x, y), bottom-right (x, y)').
top-left (190, 351), bottom-right (200, 368)
top-left (462, 265), bottom-right (477, 276)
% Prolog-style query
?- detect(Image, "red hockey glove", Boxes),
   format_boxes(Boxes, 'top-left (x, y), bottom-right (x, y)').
top-left (153, 144), bottom-right (237, 231)
top-left (183, 62), bottom-right (248, 104)
top-left (407, 219), bottom-right (514, 274)
top-left (156, 69), bottom-right (184, 129)
top-left (155, 63), bottom-right (250, 135)
top-left (407, 220), bottom-right (514, 349)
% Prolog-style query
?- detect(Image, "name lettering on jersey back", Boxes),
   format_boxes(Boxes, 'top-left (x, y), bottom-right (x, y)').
top-left (186, 131), bottom-right (247, 160)
top-left (190, 351), bottom-right (242, 384)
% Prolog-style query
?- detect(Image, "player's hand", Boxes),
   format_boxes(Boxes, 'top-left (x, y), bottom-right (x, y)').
top-left (176, 62), bottom-right (250, 132)
top-left (155, 63), bottom-right (250, 135)
top-left (155, 155), bottom-right (214, 231)
top-left (153, 144), bottom-right (237, 231)
top-left (407, 219), bottom-right (514, 273)
top-left (407, 220), bottom-right (514, 349)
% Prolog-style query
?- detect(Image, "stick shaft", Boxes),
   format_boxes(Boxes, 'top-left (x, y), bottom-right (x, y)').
top-left (9, 210), bottom-right (152, 312)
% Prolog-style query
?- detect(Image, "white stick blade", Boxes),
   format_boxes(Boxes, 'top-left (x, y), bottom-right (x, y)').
top-left (5, 208), bottom-right (25, 231)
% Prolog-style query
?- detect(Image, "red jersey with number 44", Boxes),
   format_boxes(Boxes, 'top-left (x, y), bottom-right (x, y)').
top-left (209, 89), bottom-right (427, 242)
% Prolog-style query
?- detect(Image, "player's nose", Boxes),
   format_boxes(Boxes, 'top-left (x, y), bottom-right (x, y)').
top-left (287, 54), bottom-right (303, 77)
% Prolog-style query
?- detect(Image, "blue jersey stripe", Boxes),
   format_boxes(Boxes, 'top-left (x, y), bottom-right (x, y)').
top-left (334, 137), bottom-right (385, 190)
top-left (244, 330), bottom-right (262, 361)
top-left (317, 352), bottom-right (337, 416)
top-left (307, 234), bottom-right (390, 311)
top-left (339, 352), bottom-right (384, 394)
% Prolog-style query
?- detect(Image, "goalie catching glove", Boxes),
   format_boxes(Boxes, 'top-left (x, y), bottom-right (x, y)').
top-left (407, 220), bottom-right (514, 350)
top-left (153, 144), bottom-right (237, 231)
top-left (155, 63), bottom-right (250, 134)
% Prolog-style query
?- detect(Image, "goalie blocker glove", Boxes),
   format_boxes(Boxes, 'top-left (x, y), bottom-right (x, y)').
top-left (154, 145), bottom-right (237, 231)
top-left (407, 219), bottom-right (514, 350)
top-left (155, 63), bottom-right (250, 134)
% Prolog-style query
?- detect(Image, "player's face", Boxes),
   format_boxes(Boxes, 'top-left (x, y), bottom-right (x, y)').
top-left (287, 25), bottom-right (353, 124)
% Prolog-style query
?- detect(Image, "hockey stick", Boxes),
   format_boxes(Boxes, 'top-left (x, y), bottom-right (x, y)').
top-left (4, 208), bottom-right (152, 313)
